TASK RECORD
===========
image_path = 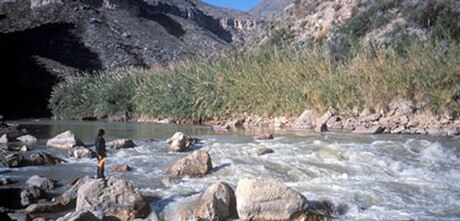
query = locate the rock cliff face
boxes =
[0,0,264,118]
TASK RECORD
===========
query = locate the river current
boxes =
[2,119,460,221]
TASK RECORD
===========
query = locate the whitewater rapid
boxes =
[3,120,460,220]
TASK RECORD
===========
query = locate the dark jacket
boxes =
[95,136,106,158]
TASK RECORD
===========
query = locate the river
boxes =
[2,119,460,220]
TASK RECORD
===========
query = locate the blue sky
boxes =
[202,0,261,11]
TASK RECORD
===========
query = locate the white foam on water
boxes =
[5,128,460,221]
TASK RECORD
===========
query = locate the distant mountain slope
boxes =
[249,0,294,20]
[0,0,265,118]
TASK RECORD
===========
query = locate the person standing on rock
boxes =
[95,129,107,179]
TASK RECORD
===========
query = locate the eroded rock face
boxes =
[76,176,150,220]
[235,178,308,221]
[194,181,237,221]
[166,150,212,177]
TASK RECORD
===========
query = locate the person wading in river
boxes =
[95,129,107,179]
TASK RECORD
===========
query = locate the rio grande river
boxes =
[2,119,460,220]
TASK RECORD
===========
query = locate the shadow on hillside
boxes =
[0,23,103,118]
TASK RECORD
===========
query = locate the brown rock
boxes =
[194,181,237,221]
[166,150,212,178]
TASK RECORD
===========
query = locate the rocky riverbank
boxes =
[135,98,460,137]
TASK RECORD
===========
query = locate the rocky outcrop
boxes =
[165,150,212,177]
[235,178,308,220]
[76,176,150,220]
[46,130,84,149]
[194,181,237,221]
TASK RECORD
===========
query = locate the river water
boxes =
[2,119,460,221]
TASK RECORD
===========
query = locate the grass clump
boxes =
[49,40,460,121]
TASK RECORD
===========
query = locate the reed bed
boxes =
[49,41,460,120]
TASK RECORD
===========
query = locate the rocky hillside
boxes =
[249,0,294,20]
[257,0,460,48]
[0,0,264,118]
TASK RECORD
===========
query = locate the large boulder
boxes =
[60,176,94,206]
[194,181,237,221]
[165,150,212,178]
[25,175,55,190]
[166,132,194,152]
[235,178,308,221]
[107,139,136,149]
[353,125,385,134]
[46,130,84,149]
[76,176,150,220]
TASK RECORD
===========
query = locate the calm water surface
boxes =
[2,119,460,221]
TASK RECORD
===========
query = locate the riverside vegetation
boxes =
[49,39,460,126]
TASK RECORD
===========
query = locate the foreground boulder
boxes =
[46,130,84,149]
[76,176,150,220]
[194,181,237,221]
[235,178,308,221]
[166,132,194,152]
[166,150,212,178]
